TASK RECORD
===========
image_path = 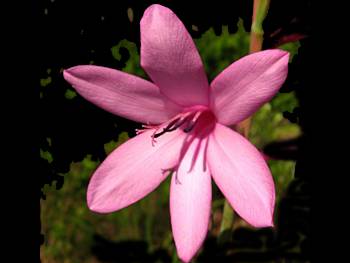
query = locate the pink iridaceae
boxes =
[63,4,289,262]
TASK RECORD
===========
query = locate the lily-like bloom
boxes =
[63,4,289,262]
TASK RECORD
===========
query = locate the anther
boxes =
[166,116,189,132]
[183,123,195,133]
[154,114,192,138]
[153,118,179,138]
[183,111,203,133]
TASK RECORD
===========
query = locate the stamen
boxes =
[165,116,189,132]
[141,107,212,148]
[153,129,167,139]
[183,110,203,133]
[135,124,159,135]
[153,117,181,138]
[153,111,194,138]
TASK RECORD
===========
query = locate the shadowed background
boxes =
[39,0,311,262]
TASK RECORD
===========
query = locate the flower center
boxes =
[135,106,216,183]
[152,105,216,140]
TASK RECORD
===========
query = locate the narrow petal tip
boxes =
[276,48,290,56]
[267,48,289,57]
[62,66,82,83]
[62,68,71,81]
[86,187,109,214]
[253,217,274,228]
[175,244,200,263]
[143,3,167,13]
[274,49,290,63]
[176,244,201,263]
[142,4,173,20]
[263,49,290,66]
[248,206,275,228]
[86,201,101,214]
[178,253,193,263]
[62,66,76,74]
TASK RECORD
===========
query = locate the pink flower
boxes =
[63,4,289,262]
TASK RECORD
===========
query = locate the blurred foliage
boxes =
[111,40,146,78]
[41,17,303,262]
[195,21,249,81]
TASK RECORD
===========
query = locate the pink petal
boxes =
[210,49,289,126]
[87,128,186,213]
[207,124,275,227]
[170,138,211,263]
[63,65,181,124]
[140,4,209,107]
